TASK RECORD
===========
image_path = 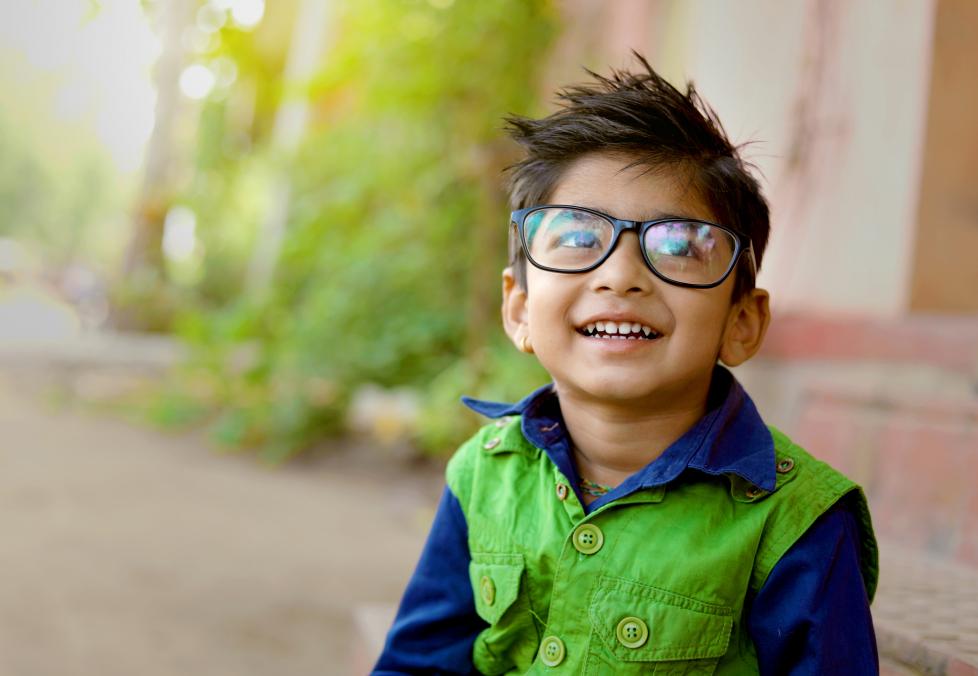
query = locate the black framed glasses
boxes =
[511,205,756,289]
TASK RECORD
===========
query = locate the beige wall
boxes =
[908,0,978,313]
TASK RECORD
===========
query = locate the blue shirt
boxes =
[375,368,878,674]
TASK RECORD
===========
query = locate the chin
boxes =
[562,376,664,405]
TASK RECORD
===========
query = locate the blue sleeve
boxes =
[373,485,487,675]
[747,500,879,675]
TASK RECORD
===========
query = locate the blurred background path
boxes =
[0,361,441,676]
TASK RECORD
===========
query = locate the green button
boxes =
[615,616,649,648]
[480,575,495,606]
[539,635,565,667]
[572,523,604,555]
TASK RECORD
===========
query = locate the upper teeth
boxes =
[585,321,656,337]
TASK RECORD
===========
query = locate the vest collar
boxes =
[462,365,776,494]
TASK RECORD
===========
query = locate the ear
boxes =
[718,288,771,367]
[501,267,532,353]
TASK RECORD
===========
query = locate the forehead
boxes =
[549,152,715,223]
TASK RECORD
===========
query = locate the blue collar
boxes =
[462,366,776,510]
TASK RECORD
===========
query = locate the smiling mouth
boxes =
[577,320,662,340]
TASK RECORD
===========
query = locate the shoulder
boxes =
[724,426,856,519]
[767,426,858,498]
[750,426,878,599]
[446,416,540,505]
[742,426,861,526]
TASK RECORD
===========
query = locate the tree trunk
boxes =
[246,0,332,294]
[122,0,194,282]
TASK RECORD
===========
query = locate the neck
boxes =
[558,386,710,493]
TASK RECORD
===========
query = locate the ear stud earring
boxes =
[519,335,534,354]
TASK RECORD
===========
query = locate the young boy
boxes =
[374,57,878,674]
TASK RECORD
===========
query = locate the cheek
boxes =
[523,276,573,330]
[672,299,731,347]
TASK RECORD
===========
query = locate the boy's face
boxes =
[502,152,770,410]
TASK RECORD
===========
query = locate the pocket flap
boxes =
[469,552,525,625]
[589,576,732,662]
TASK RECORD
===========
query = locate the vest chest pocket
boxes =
[469,552,538,675]
[470,552,525,623]
[586,576,733,675]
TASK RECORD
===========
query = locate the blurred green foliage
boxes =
[170,0,555,461]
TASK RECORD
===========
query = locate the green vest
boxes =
[446,417,878,675]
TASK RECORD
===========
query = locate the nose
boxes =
[588,231,654,295]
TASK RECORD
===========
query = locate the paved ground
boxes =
[0,376,443,676]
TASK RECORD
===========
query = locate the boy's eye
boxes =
[643,221,734,282]
[656,237,694,257]
[555,230,601,249]
[645,223,715,261]
[525,208,611,265]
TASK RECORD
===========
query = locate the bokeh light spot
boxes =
[163,206,198,262]
[179,64,216,100]
[230,0,265,29]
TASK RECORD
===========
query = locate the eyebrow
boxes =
[586,205,696,221]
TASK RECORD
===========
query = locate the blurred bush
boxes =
[163,0,554,461]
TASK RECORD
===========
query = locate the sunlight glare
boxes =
[230,0,265,29]
[180,64,217,100]
[197,3,228,33]
[0,0,160,175]
[163,207,198,263]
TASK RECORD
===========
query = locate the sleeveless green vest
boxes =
[446,417,878,675]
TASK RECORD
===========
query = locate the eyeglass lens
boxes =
[524,207,736,285]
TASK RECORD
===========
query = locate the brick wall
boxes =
[738,313,978,567]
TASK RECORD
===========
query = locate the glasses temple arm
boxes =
[743,244,758,279]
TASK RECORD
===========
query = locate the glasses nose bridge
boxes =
[596,220,653,289]
[612,217,642,234]
[603,217,648,266]
[606,217,643,255]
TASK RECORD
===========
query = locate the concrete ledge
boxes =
[879,629,978,676]
[875,541,978,674]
